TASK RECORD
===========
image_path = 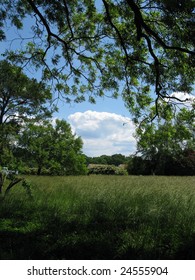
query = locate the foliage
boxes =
[170,149,195,176]
[17,119,87,175]
[0,1,194,120]
[0,60,55,166]
[0,175,194,259]
[127,150,195,176]
[128,103,195,175]
[0,60,54,125]
[127,156,151,175]
[114,166,128,175]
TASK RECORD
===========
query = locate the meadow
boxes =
[0,175,194,260]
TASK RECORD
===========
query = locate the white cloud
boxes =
[68,110,136,156]
[169,91,195,104]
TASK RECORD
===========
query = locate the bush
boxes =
[18,166,36,175]
[115,167,128,175]
[87,164,127,175]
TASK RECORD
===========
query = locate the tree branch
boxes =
[102,0,129,60]
[125,0,195,55]
[62,0,74,39]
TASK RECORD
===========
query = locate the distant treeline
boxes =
[85,154,130,166]
[85,150,195,176]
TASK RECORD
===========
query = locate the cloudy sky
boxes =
[68,110,136,156]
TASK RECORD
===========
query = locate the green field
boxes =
[0,175,195,260]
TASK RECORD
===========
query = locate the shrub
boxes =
[87,164,127,175]
[115,167,128,175]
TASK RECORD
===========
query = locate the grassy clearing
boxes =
[0,175,195,259]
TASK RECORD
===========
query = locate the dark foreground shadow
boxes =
[1,218,195,260]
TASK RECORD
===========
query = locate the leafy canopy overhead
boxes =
[1,0,195,120]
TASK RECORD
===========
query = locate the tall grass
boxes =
[0,175,194,259]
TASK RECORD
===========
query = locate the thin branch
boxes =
[141,33,162,95]
[102,0,129,60]
[27,0,71,61]
[62,0,74,39]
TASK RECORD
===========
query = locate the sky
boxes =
[1,8,194,157]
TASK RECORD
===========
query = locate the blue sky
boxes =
[53,94,130,119]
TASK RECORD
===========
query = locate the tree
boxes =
[1,1,194,120]
[135,102,195,174]
[18,119,87,175]
[0,60,54,166]
[17,121,52,175]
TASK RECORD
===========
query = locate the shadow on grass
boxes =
[0,215,195,260]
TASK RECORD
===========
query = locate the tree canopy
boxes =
[1,0,194,120]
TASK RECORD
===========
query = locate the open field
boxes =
[0,175,195,259]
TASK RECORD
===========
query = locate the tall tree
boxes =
[0,60,54,166]
[0,0,194,120]
[18,119,87,175]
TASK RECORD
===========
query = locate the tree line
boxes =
[85,154,130,166]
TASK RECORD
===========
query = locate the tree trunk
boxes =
[37,166,42,175]
[0,172,3,194]
[4,178,23,197]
